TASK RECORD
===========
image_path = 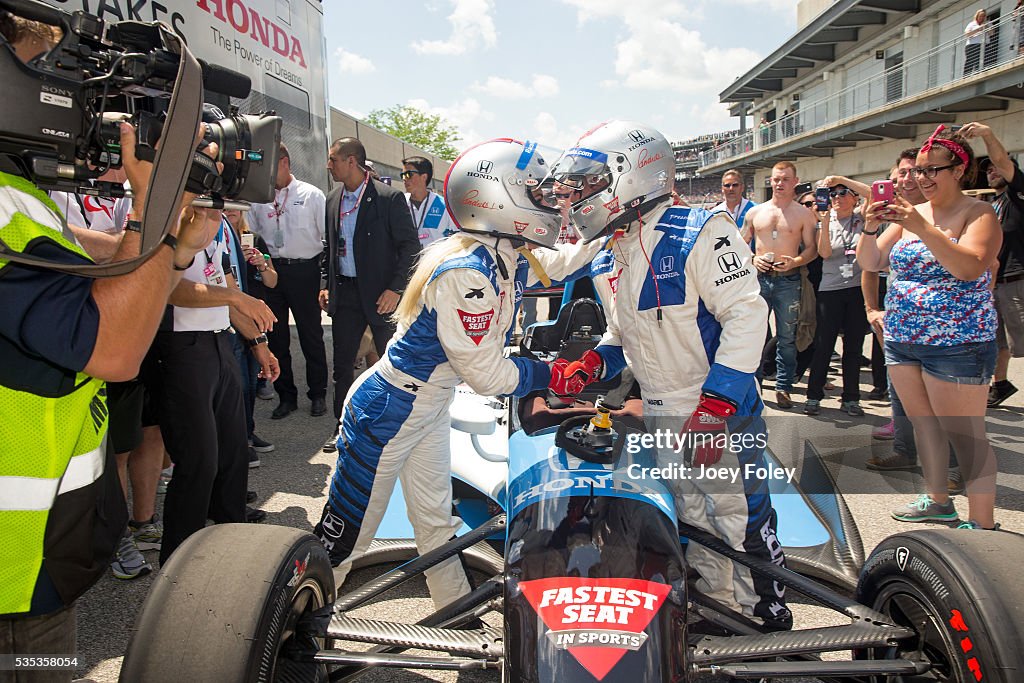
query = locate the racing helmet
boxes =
[547,120,674,243]
[444,138,564,249]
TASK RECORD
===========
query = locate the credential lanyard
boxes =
[410,192,433,231]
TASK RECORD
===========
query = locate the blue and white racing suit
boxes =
[315,234,600,608]
[592,201,792,628]
[406,191,457,247]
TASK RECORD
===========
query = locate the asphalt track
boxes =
[74,316,1024,682]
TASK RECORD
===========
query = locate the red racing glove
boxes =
[680,393,737,466]
[548,350,603,397]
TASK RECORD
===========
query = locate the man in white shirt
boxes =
[711,169,757,232]
[247,142,329,419]
[152,219,280,564]
[402,155,455,248]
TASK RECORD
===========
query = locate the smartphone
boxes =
[240,233,255,250]
[814,187,831,211]
[949,124,964,134]
[871,180,895,205]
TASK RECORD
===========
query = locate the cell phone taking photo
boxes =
[871,180,894,205]
[814,187,831,212]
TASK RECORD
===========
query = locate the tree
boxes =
[364,105,462,161]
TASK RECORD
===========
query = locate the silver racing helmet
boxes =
[545,120,674,243]
[444,138,565,248]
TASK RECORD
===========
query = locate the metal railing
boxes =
[700,9,1024,168]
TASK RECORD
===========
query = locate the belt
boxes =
[997,272,1024,284]
[336,275,358,285]
[275,256,318,265]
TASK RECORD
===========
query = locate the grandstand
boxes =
[672,129,750,205]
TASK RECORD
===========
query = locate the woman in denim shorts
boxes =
[856,125,1001,530]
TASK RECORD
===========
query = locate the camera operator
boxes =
[0,8,222,672]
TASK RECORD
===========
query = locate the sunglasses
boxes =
[829,188,857,198]
[800,200,816,208]
[910,164,959,179]
[722,182,741,189]
[399,170,423,180]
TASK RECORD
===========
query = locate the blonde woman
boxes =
[314,139,602,608]
[964,8,990,75]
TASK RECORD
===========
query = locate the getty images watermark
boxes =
[623,429,796,484]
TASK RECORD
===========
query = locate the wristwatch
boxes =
[247,334,269,348]
[162,233,195,271]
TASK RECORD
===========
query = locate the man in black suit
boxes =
[320,138,421,449]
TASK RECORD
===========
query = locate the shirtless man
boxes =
[742,161,817,408]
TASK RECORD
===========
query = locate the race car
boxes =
[119,292,1024,682]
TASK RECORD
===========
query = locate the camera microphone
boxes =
[199,61,251,99]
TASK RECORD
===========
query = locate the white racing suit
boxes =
[593,202,792,629]
[315,234,600,608]
[406,190,458,247]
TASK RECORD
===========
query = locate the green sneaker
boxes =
[957,520,1000,530]
[891,494,957,523]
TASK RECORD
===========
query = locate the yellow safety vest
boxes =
[0,173,111,615]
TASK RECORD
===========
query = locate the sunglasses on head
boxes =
[399,170,422,180]
[829,188,856,198]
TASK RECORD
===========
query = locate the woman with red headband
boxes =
[857,125,1002,530]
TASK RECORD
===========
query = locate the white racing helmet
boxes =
[444,138,565,249]
[545,121,674,243]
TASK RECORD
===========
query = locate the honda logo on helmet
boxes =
[626,128,655,151]
[467,159,500,182]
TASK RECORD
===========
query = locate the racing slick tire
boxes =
[120,523,335,683]
[855,529,1024,682]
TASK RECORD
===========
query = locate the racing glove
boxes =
[681,392,737,466]
[548,350,603,397]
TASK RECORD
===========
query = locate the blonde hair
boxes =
[394,234,479,328]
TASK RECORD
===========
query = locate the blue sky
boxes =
[324,0,797,150]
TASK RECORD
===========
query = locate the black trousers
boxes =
[964,43,982,75]
[152,331,248,564]
[807,286,868,402]
[870,275,888,391]
[330,279,395,420]
[264,259,328,403]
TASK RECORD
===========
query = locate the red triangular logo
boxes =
[519,577,670,680]
[457,308,494,345]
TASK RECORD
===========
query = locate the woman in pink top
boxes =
[857,126,1002,530]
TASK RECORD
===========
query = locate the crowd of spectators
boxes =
[720,121,1018,531]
